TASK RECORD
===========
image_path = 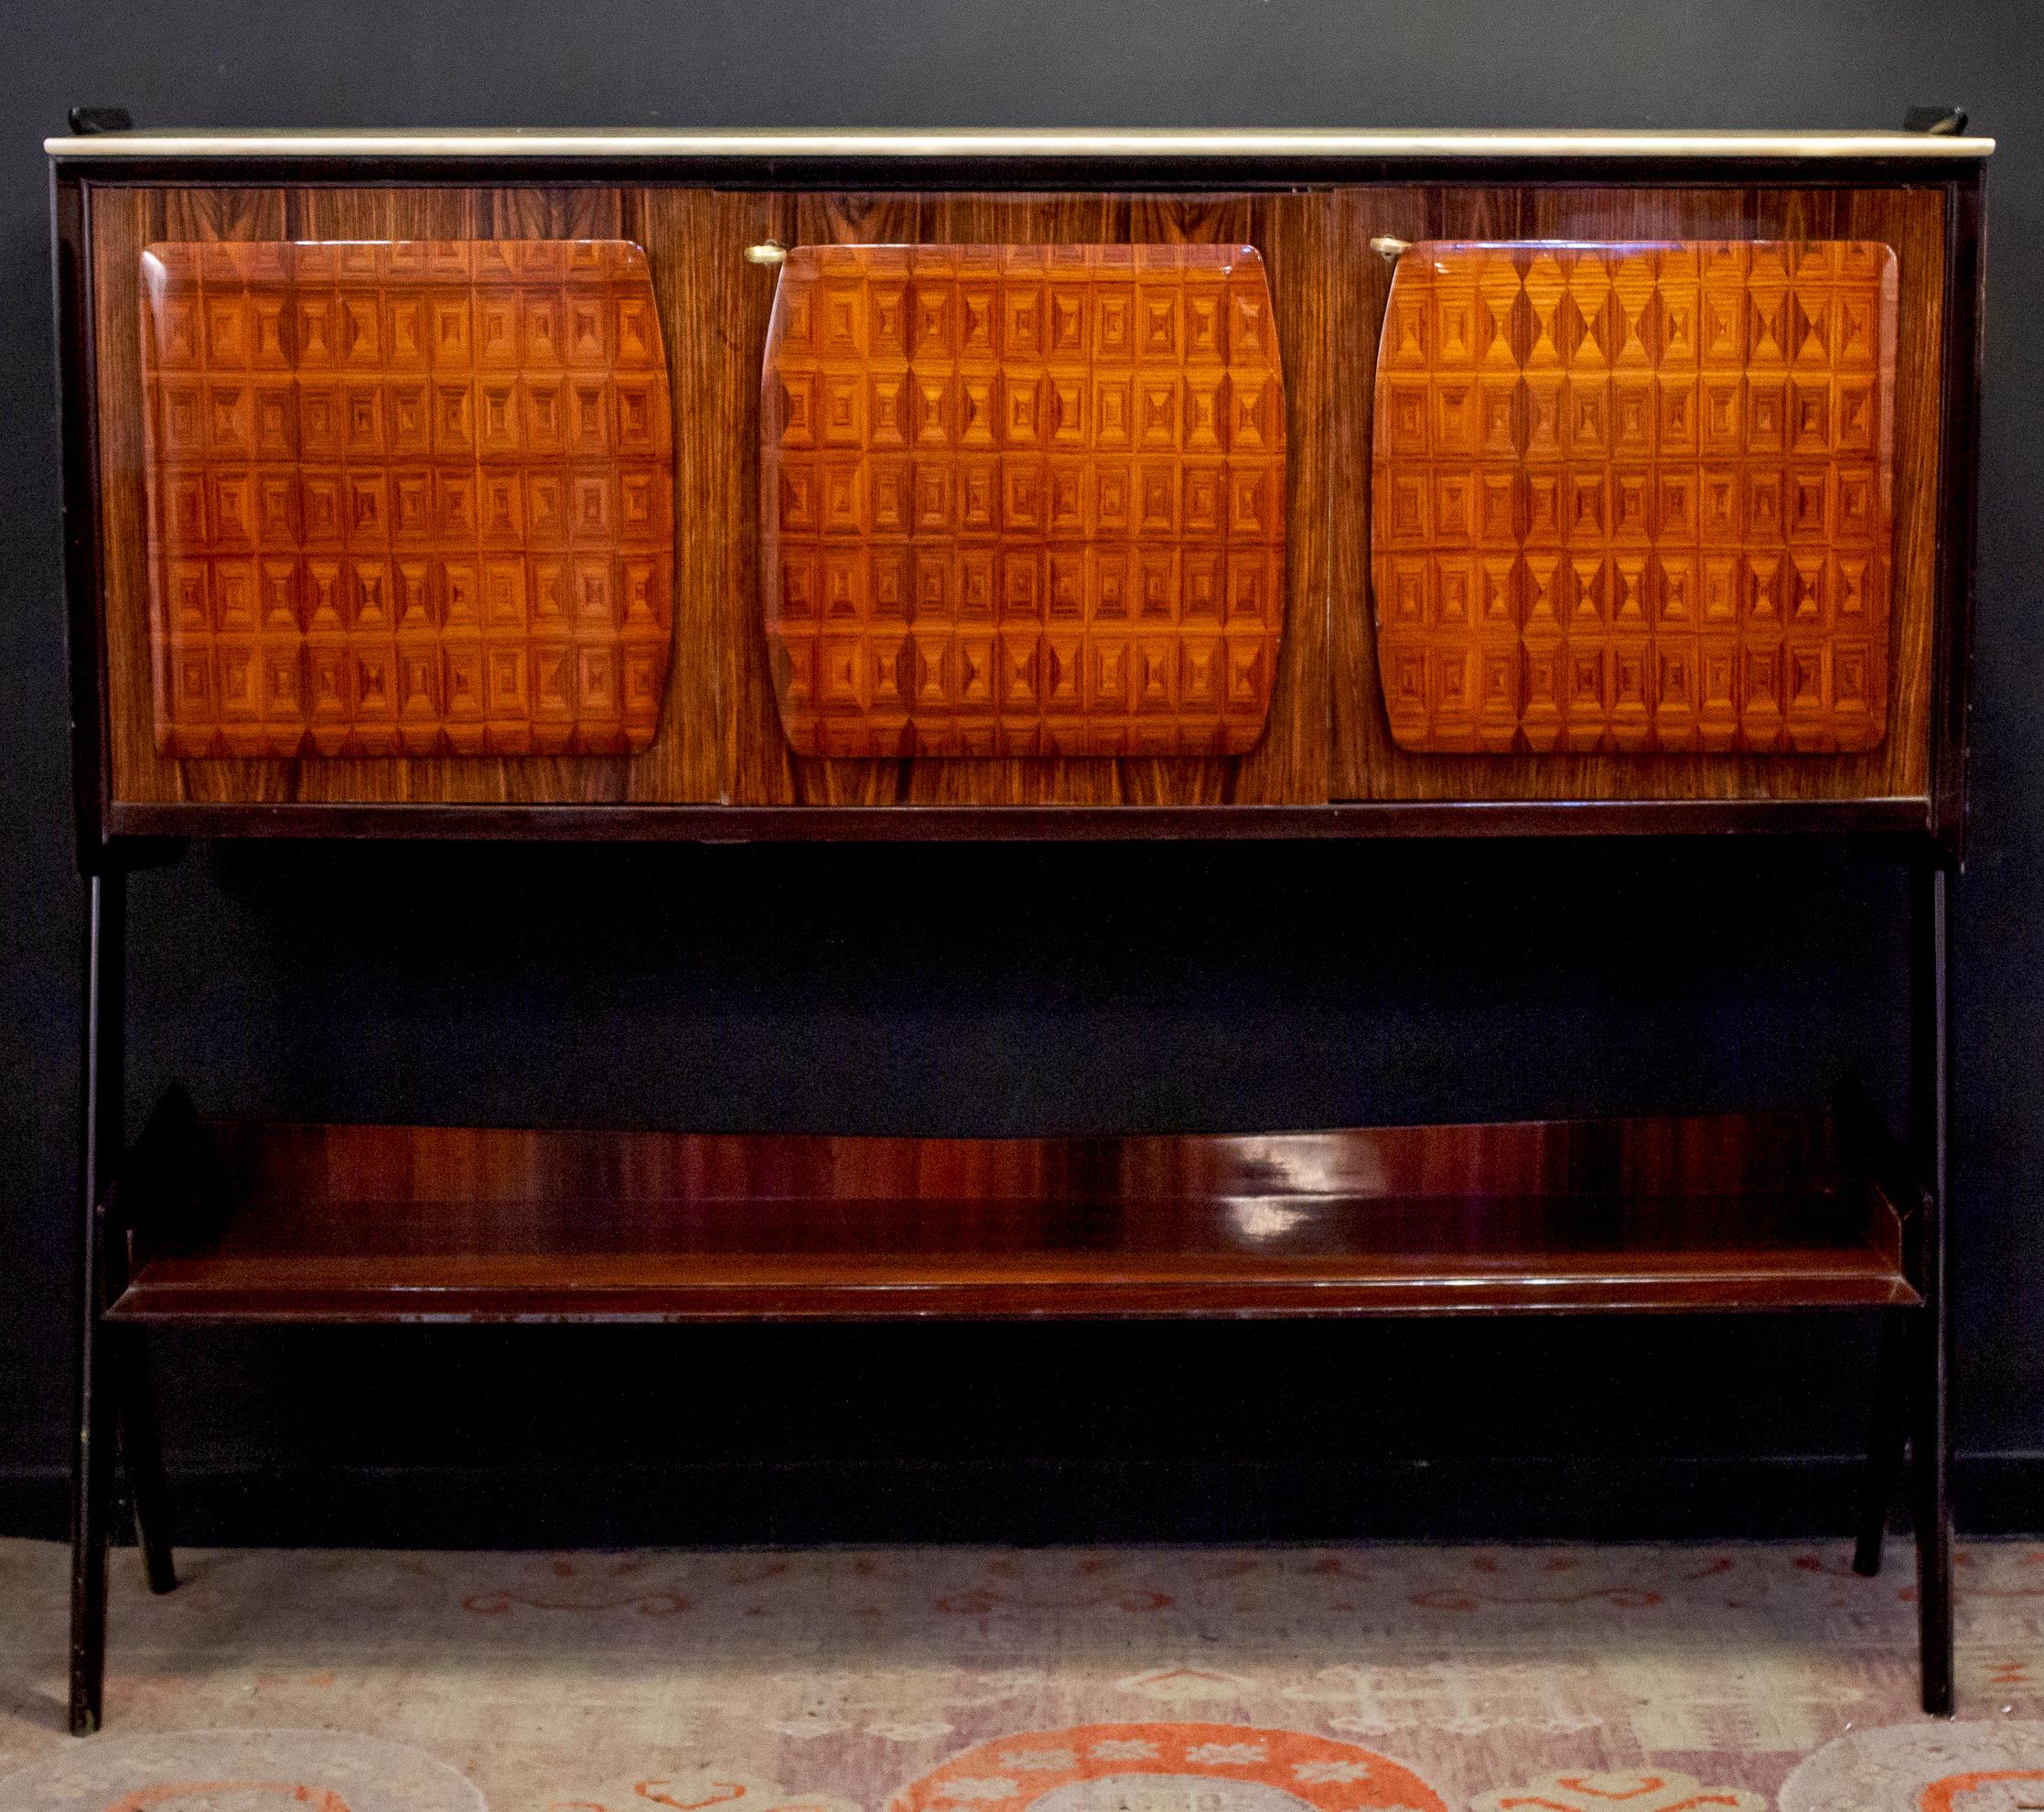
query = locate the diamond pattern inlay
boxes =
[140,239,675,759]
[760,243,1287,759]
[1372,240,1897,754]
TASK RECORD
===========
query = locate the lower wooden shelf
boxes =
[104,1098,1920,1323]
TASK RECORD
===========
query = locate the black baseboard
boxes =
[3,1452,2039,1548]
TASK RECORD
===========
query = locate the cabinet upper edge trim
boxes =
[44,127,1998,163]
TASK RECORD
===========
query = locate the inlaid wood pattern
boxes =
[1372,240,1898,754]
[139,238,675,758]
[759,243,1287,758]
[83,182,1955,823]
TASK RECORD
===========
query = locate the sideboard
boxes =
[45,123,1990,1730]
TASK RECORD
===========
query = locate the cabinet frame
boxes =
[54,141,1987,848]
[45,127,1986,1733]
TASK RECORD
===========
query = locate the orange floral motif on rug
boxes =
[893,1722,1446,1809]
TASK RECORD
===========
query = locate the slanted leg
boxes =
[1911,860,1953,1718]
[1914,1304,1953,1715]
[1854,1308,1912,1577]
[68,1324,116,1735]
[68,1310,117,1733]
[68,868,124,1735]
[115,1329,176,1595]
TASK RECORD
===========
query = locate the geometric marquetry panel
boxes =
[759,243,1286,758]
[139,240,673,757]
[1372,241,1897,753]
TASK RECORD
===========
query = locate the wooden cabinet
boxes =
[48,127,1989,1734]
[57,135,1986,841]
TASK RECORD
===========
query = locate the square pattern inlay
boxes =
[760,243,1287,759]
[139,239,675,758]
[1372,241,1897,754]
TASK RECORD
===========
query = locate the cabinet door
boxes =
[91,183,725,812]
[1329,183,1949,806]
[726,190,1330,808]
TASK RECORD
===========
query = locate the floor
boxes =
[4,1537,2044,1810]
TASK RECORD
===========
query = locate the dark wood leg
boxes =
[1854,1307,1912,1577]
[68,868,124,1736]
[115,1329,177,1595]
[1911,859,1954,1718]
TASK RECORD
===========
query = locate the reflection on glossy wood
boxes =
[737,192,1328,804]
[139,236,674,759]
[1372,240,1898,754]
[1330,188,1946,805]
[109,1109,1915,1321]
[759,243,1287,758]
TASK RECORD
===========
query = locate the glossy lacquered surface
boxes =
[760,243,1286,757]
[1329,187,1955,821]
[139,237,675,759]
[1372,241,1898,754]
[107,1109,1916,1322]
[66,172,1978,840]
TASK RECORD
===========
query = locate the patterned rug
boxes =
[4,1537,2044,1810]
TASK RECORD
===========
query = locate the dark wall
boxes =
[3,2,2039,1545]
